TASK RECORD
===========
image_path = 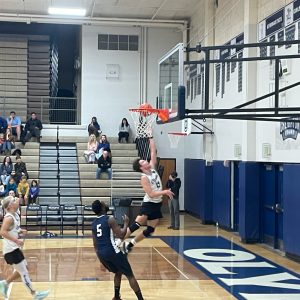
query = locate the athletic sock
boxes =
[115,239,121,247]
[114,286,120,299]
[135,290,144,300]
[128,239,136,248]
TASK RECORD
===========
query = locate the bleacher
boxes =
[0,135,144,233]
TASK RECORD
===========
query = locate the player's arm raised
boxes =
[149,138,157,169]
[141,176,174,199]
[108,215,129,240]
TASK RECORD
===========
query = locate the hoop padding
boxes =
[168,133,187,148]
[130,108,169,138]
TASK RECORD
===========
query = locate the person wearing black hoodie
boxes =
[166,171,181,230]
[88,117,101,138]
[22,112,43,145]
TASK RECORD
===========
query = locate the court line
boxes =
[49,253,52,292]
[150,244,209,297]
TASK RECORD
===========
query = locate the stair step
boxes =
[39,179,58,187]
[39,171,58,179]
[40,156,77,163]
[60,179,80,187]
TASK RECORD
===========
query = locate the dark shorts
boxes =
[11,128,17,136]
[4,248,25,265]
[98,252,133,277]
[139,201,163,220]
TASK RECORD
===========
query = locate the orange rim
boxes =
[129,108,169,122]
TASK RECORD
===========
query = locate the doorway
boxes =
[158,158,176,211]
[261,164,284,250]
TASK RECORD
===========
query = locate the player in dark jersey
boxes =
[92,200,145,300]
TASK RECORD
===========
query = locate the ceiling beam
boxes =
[151,0,168,20]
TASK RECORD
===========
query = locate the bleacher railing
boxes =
[0,96,79,125]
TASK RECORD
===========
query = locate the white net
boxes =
[130,110,158,138]
[168,133,185,148]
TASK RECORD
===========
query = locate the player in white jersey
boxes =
[117,131,174,253]
[0,196,50,300]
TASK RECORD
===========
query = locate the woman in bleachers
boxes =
[83,134,98,163]
[118,118,130,143]
[11,156,28,185]
[3,128,15,156]
[88,117,101,138]
[0,156,13,186]
[96,134,111,160]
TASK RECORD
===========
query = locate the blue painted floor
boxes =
[161,235,300,300]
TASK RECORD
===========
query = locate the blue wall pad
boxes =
[184,159,201,217]
[213,161,231,228]
[239,162,260,243]
[199,160,213,224]
[283,164,300,259]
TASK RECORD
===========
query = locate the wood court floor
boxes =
[1,213,300,300]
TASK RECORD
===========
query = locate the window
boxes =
[98,34,139,51]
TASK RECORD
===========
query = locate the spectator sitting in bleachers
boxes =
[96,134,111,160]
[3,128,15,156]
[84,134,98,163]
[22,112,43,145]
[6,111,21,141]
[0,117,7,134]
[0,156,13,186]
[11,156,28,185]
[0,178,5,197]
[29,180,39,205]
[118,118,130,143]
[18,175,29,205]
[0,133,5,155]
[88,117,101,138]
[6,177,17,195]
[96,150,112,180]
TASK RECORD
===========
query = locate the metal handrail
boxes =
[0,96,78,125]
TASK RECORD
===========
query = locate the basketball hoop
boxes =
[168,133,187,148]
[129,107,169,138]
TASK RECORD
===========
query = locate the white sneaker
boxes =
[122,242,132,254]
[0,280,8,298]
[33,290,50,299]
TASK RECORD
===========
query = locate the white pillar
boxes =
[242,0,258,161]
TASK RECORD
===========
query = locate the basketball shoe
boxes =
[122,241,133,254]
[0,280,8,298]
[33,290,50,299]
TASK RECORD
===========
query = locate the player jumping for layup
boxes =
[0,196,50,300]
[92,200,145,300]
[117,130,174,254]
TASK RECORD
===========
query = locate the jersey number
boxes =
[97,224,102,237]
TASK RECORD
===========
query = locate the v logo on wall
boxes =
[275,118,300,150]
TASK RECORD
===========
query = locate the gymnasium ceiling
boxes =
[0,0,203,20]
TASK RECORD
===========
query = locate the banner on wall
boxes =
[275,118,300,150]
[215,33,244,61]
[258,0,300,41]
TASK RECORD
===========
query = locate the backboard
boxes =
[157,43,185,124]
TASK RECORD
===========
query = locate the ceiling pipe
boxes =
[0,12,188,26]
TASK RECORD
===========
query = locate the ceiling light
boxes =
[48,7,86,16]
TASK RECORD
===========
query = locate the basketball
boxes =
[139,103,152,116]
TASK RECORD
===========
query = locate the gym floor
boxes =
[1,214,299,300]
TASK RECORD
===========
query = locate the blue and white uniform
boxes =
[92,214,133,276]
